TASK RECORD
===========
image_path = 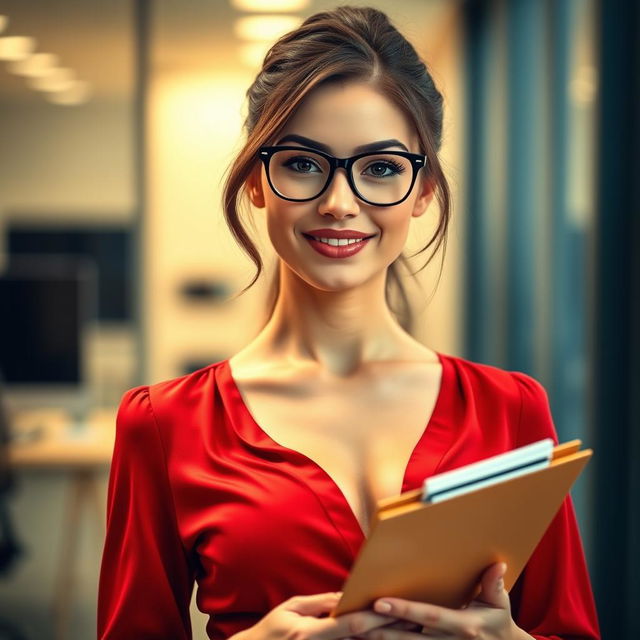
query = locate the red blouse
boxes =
[97,352,600,639]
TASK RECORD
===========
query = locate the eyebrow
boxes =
[275,134,410,154]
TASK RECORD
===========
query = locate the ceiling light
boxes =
[234,15,301,41]
[46,80,92,106]
[28,67,76,92]
[231,0,310,10]
[0,15,8,34]
[7,52,59,77]
[0,36,36,61]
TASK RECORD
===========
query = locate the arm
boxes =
[97,386,196,639]
[508,372,600,640]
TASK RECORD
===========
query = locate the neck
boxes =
[253,261,415,377]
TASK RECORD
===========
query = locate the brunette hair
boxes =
[222,5,451,334]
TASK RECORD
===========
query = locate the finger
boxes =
[382,619,425,632]
[357,618,424,634]
[310,609,400,640]
[418,624,461,639]
[285,591,344,617]
[474,561,510,609]
[373,598,477,635]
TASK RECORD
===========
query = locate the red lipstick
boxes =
[302,229,376,259]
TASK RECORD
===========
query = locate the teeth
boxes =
[313,237,365,246]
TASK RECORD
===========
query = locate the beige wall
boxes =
[146,70,271,383]
[408,7,465,358]
[0,100,135,220]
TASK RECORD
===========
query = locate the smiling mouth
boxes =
[302,233,377,246]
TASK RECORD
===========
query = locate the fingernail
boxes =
[375,600,392,613]
[496,578,504,592]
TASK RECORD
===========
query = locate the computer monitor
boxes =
[0,254,98,414]
[7,224,132,322]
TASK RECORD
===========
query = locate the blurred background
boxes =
[0,0,637,639]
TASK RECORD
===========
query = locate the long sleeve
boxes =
[508,373,600,640]
[97,386,196,639]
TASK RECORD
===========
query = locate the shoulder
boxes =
[146,360,223,406]
[116,360,228,437]
[443,352,529,398]
[444,352,547,397]
[442,353,556,444]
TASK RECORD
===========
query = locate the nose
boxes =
[317,168,359,218]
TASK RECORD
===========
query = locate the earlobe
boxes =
[411,176,436,218]
[250,186,265,209]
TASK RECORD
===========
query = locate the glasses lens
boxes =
[268,149,331,200]
[267,149,416,204]
[352,153,414,205]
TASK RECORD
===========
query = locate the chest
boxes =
[231,365,443,536]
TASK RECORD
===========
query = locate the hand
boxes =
[352,562,530,639]
[234,590,401,640]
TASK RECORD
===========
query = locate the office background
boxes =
[0,0,637,639]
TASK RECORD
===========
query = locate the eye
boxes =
[282,155,323,174]
[363,159,406,178]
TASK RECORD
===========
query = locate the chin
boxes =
[293,263,383,294]
[275,240,390,292]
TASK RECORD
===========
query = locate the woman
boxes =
[97,6,600,639]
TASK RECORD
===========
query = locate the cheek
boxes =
[379,207,413,249]
[264,203,303,258]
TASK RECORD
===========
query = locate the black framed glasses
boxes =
[257,145,428,207]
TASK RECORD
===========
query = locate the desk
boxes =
[8,408,116,640]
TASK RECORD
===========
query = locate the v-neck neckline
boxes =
[217,352,452,552]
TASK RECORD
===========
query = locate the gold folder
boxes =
[331,440,592,616]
